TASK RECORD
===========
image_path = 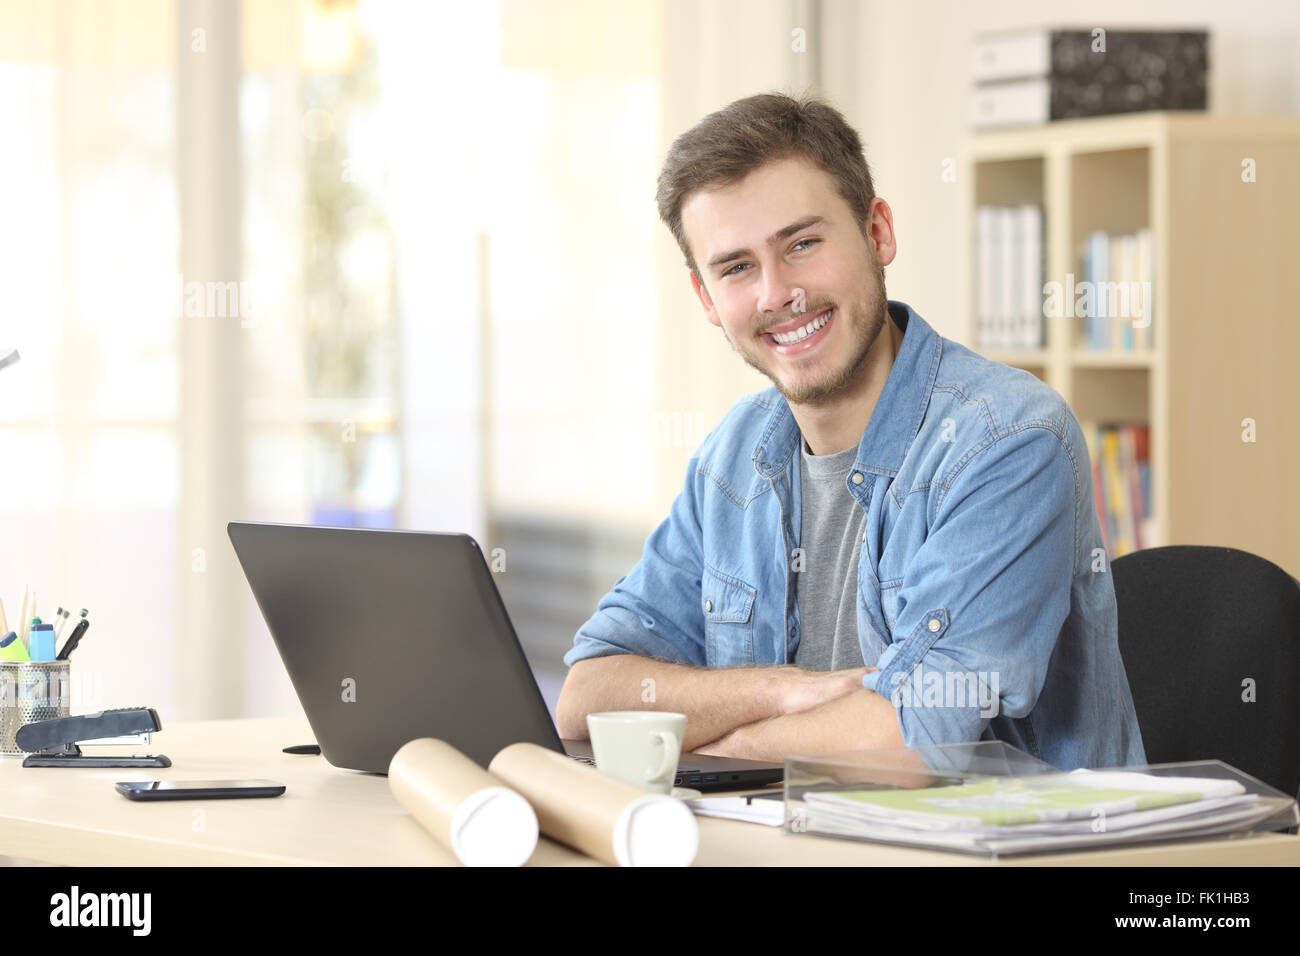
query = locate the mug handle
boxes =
[644,730,679,787]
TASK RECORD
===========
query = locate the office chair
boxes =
[1111,545,1300,814]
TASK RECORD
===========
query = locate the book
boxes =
[1077,229,1155,352]
[1083,423,1111,555]
[1018,204,1043,347]
[1101,427,1129,555]
[976,204,1043,350]
[1080,422,1152,558]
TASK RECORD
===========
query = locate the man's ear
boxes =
[689,269,722,328]
[864,197,898,269]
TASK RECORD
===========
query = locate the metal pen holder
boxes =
[1,661,71,755]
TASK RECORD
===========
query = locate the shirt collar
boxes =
[751,300,941,480]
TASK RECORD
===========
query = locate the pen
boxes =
[52,607,69,640]
[56,611,89,660]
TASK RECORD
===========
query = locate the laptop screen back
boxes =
[228,521,565,772]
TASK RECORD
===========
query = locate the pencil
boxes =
[18,586,31,647]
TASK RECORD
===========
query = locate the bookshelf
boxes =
[965,112,1300,576]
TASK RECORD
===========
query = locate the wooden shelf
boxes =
[1071,350,1156,369]
[965,112,1300,575]
[981,348,1049,367]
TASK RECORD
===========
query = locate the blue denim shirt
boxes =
[565,301,1146,770]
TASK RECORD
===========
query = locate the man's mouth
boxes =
[763,307,834,351]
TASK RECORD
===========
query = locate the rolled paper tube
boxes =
[488,742,698,867]
[389,738,538,867]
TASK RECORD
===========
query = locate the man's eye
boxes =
[722,239,818,278]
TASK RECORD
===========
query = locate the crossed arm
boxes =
[691,685,905,761]
[555,654,904,761]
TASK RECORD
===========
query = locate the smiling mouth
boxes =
[763,308,833,350]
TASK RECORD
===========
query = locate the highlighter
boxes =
[0,631,30,662]
[28,623,56,662]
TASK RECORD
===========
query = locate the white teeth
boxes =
[771,309,831,345]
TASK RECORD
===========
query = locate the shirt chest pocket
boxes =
[702,565,756,667]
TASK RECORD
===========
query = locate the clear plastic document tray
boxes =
[782,741,1300,858]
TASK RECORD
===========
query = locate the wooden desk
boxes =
[2,718,1296,866]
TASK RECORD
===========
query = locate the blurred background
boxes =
[1,0,1297,725]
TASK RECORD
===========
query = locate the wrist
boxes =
[764,666,790,719]
[721,720,748,752]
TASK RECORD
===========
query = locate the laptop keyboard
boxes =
[567,752,699,775]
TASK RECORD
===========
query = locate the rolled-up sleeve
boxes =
[563,458,708,668]
[863,424,1076,749]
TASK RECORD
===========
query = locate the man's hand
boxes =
[557,655,877,754]
[691,665,883,764]
[772,664,877,716]
[557,655,792,751]
[693,686,905,762]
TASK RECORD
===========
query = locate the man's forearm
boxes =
[556,655,783,752]
[695,689,906,762]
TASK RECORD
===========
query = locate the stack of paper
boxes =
[688,794,785,827]
[797,769,1285,855]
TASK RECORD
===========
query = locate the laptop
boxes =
[227,521,784,792]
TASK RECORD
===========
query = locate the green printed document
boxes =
[805,777,1208,830]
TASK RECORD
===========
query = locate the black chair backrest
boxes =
[1112,545,1300,801]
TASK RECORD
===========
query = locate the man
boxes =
[554,92,1146,770]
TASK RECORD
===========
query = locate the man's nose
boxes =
[755,259,799,316]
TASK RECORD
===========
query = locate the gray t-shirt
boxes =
[793,437,868,671]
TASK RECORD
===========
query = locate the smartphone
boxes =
[115,779,286,801]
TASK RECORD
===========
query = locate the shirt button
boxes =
[704,600,713,612]
[927,617,941,632]
[851,472,864,485]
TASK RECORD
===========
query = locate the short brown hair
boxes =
[655,91,877,282]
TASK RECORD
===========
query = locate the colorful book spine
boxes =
[1082,424,1110,555]
[1081,422,1152,558]
[1078,229,1155,352]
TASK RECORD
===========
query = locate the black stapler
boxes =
[16,707,171,768]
